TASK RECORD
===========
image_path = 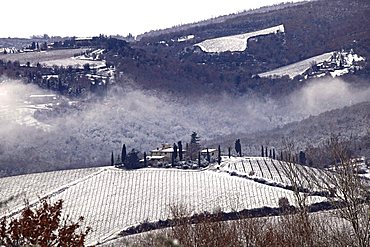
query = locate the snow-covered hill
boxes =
[0,160,325,246]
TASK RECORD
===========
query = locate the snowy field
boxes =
[0,49,86,65]
[0,165,325,245]
[220,156,331,191]
[0,48,105,68]
[195,24,284,53]
[258,52,334,79]
[0,167,102,216]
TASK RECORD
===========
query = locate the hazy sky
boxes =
[2,0,303,38]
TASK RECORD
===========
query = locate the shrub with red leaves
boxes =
[0,199,90,247]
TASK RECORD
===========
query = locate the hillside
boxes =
[0,159,327,246]
[210,101,370,166]
[104,0,370,96]
[0,0,369,99]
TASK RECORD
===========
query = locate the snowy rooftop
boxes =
[151,147,186,153]
[147,155,166,160]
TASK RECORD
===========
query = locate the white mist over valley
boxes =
[0,77,369,175]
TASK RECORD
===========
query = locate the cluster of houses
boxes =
[142,143,217,167]
[307,49,365,79]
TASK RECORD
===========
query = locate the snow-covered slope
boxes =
[195,24,284,53]
[0,164,324,245]
[220,156,330,191]
[258,52,334,79]
[258,50,365,79]
[0,49,105,68]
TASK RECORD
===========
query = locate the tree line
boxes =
[110,132,313,170]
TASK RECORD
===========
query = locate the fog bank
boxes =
[0,77,369,176]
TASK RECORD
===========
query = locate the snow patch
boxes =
[195,24,284,53]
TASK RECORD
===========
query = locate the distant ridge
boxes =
[136,1,307,40]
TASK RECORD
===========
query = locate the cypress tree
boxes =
[186,143,189,160]
[126,149,140,169]
[218,145,221,165]
[189,132,201,161]
[273,149,276,160]
[280,150,283,161]
[144,152,147,167]
[269,149,272,158]
[261,145,264,157]
[173,143,178,160]
[116,154,121,165]
[228,147,231,158]
[178,141,183,161]
[172,151,175,167]
[235,139,242,157]
[198,151,201,167]
[299,151,306,165]
[111,151,114,166]
[206,148,210,162]
[121,144,126,164]
[265,147,268,158]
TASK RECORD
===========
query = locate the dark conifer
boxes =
[299,151,306,165]
[228,147,231,158]
[173,143,178,160]
[235,139,242,157]
[121,144,126,164]
[186,143,189,159]
[206,148,210,162]
[144,152,147,167]
[126,149,140,169]
[198,151,201,167]
[218,145,222,165]
[111,151,114,166]
[178,141,183,161]
[189,132,201,160]
[172,152,175,167]
[261,145,264,157]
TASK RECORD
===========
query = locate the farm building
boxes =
[150,143,186,161]
[139,155,167,166]
[201,148,217,159]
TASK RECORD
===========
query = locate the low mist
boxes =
[289,78,370,116]
[0,77,369,176]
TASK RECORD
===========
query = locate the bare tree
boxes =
[320,135,370,247]
[282,134,370,247]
